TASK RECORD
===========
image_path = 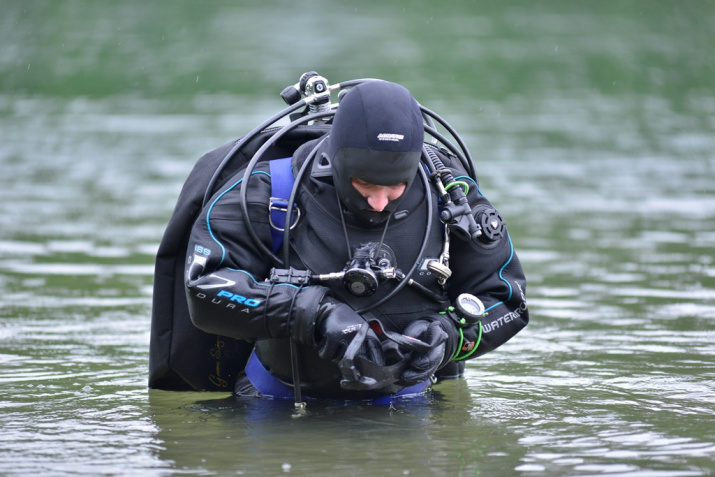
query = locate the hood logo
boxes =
[377,133,404,142]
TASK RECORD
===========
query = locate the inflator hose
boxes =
[202,100,310,207]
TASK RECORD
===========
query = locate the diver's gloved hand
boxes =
[314,301,377,362]
[319,301,404,391]
[397,319,450,386]
[291,296,373,361]
[291,297,393,390]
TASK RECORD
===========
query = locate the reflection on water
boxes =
[147,382,527,475]
[1,1,714,475]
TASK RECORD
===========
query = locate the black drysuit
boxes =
[178,137,529,400]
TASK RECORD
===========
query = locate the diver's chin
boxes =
[356,209,391,225]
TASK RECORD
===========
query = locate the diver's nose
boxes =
[366,189,390,211]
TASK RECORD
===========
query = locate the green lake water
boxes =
[1,1,714,475]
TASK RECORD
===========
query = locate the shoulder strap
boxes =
[268,157,296,254]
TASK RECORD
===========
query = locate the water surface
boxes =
[1,1,714,475]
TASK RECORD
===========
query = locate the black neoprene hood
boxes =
[327,80,424,223]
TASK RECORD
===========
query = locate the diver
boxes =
[149,74,529,404]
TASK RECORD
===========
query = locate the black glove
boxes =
[292,297,397,390]
[315,302,378,363]
[397,319,450,386]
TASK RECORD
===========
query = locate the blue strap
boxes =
[244,350,430,403]
[268,157,296,254]
[245,350,299,401]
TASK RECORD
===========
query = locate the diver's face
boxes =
[350,178,407,212]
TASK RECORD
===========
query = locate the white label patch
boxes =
[377,133,404,142]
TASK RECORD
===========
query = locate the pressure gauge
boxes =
[454,293,485,325]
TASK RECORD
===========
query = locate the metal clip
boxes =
[427,227,452,286]
[268,197,301,231]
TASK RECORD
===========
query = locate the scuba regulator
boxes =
[312,242,398,298]
[280,71,331,120]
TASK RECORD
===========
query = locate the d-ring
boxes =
[268,198,301,231]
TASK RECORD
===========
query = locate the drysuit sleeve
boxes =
[184,166,330,341]
[435,169,530,362]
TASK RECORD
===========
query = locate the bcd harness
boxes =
[268,157,299,254]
